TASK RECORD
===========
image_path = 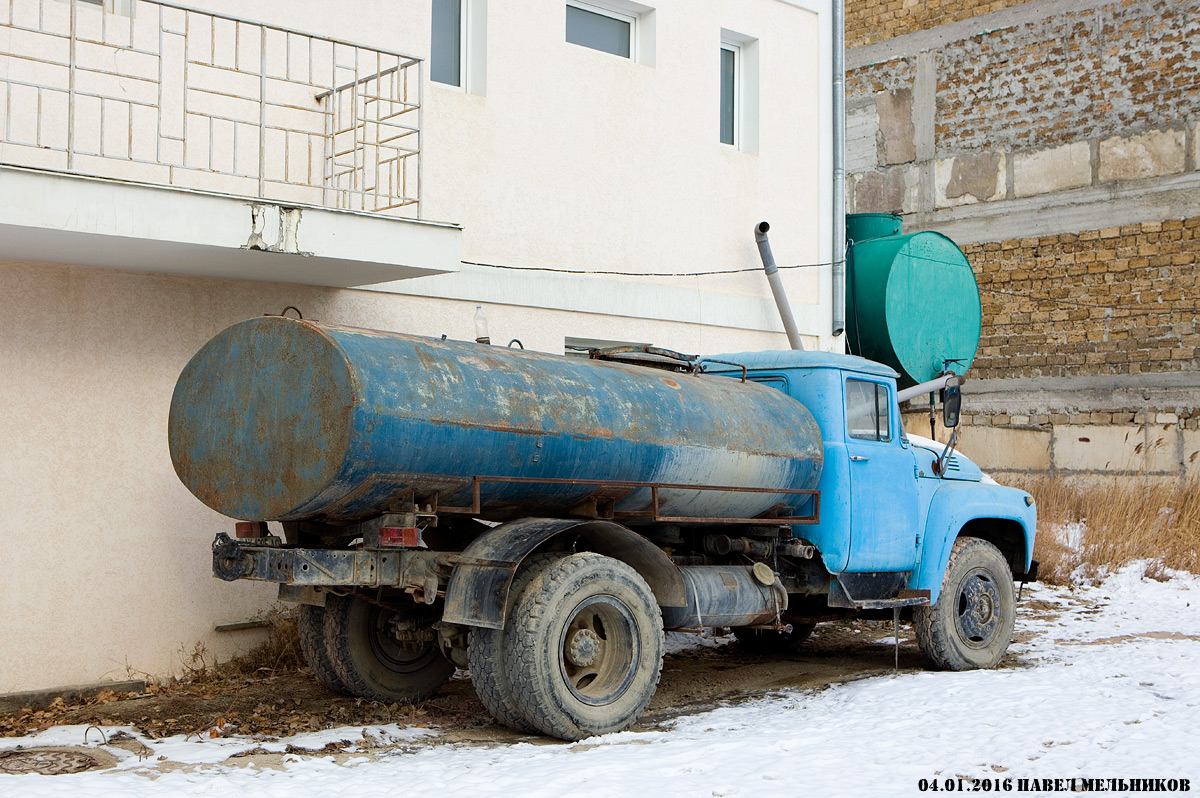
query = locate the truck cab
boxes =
[712,348,1037,651]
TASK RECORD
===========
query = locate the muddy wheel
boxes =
[297,604,351,694]
[467,554,561,732]
[323,594,455,703]
[504,553,663,741]
[733,622,816,654]
[915,537,1015,670]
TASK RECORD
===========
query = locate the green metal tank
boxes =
[845,213,981,387]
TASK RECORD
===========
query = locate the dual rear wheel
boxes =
[294,552,665,741]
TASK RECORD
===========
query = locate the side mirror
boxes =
[942,376,962,428]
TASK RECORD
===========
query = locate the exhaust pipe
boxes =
[755,222,805,351]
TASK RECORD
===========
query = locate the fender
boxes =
[442,517,687,629]
[912,482,1036,602]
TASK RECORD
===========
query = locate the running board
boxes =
[828,571,930,609]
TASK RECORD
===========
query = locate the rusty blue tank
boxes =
[168,317,823,523]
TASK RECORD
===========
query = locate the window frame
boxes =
[845,378,893,443]
[431,0,467,88]
[566,1,638,60]
[719,40,741,147]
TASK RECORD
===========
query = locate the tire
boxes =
[323,593,455,703]
[467,553,561,732]
[734,622,816,654]
[915,537,1016,671]
[503,553,664,741]
[297,604,351,695]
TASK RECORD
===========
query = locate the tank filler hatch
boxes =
[589,346,747,382]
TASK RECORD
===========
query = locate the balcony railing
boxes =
[0,0,421,215]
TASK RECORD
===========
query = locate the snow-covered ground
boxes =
[3,564,1197,797]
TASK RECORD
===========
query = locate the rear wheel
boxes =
[503,553,663,741]
[323,594,455,703]
[734,622,816,654]
[468,553,560,732]
[915,537,1016,670]
[297,604,351,694]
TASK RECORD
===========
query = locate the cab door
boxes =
[843,377,920,572]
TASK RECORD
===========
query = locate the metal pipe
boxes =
[896,373,957,404]
[755,222,805,350]
[831,0,847,338]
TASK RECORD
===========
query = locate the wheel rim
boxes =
[954,567,1002,648]
[367,605,441,675]
[557,595,640,706]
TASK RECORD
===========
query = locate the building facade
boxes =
[1,0,838,695]
[845,0,1200,484]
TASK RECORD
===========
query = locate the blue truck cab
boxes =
[712,349,1037,670]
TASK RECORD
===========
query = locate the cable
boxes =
[461,259,832,278]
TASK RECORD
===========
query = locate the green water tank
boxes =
[845,213,981,388]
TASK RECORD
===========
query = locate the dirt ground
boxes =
[0,617,1040,750]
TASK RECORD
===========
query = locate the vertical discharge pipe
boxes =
[755,221,805,351]
[831,0,847,338]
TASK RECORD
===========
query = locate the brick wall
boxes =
[846,0,1035,49]
[966,218,1200,380]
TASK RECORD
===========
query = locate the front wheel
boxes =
[323,594,455,703]
[503,553,664,740]
[915,537,1016,670]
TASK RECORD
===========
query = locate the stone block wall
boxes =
[848,0,1200,481]
[965,218,1200,380]
[847,0,1200,222]
[846,0,1035,49]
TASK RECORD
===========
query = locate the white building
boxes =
[0,0,838,696]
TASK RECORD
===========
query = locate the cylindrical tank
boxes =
[168,317,824,523]
[845,212,902,243]
[845,215,981,387]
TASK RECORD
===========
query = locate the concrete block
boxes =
[1099,129,1186,182]
[852,167,913,214]
[876,88,915,165]
[1053,425,1145,472]
[1184,430,1200,479]
[958,425,1052,472]
[1013,142,1092,198]
[935,152,1005,208]
[847,103,879,173]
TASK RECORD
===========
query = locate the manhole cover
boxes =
[0,749,100,775]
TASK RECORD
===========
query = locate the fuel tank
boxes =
[168,317,823,523]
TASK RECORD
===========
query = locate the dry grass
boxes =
[177,607,306,685]
[1010,476,1200,584]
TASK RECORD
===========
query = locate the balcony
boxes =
[0,0,459,286]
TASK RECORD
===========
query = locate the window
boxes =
[846,379,891,442]
[431,0,464,86]
[720,43,738,146]
[719,29,759,152]
[431,0,487,92]
[566,2,633,58]
[565,2,654,64]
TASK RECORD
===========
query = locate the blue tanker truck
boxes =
[169,314,1037,741]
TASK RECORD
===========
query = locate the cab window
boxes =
[846,379,891,442]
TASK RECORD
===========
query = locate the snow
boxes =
[3,564,1197,797]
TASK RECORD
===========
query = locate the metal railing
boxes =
[0,0,421,215]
